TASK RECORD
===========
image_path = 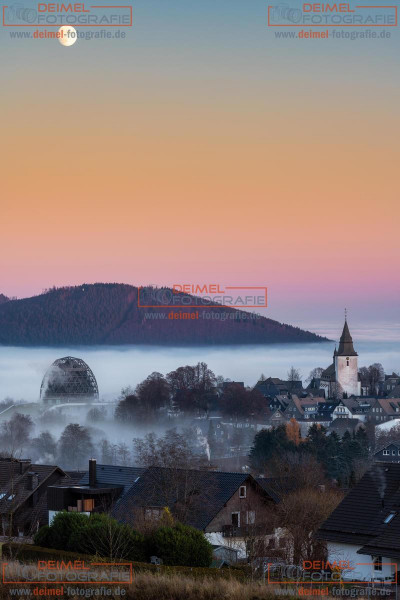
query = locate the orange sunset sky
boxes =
[1,0,399,329]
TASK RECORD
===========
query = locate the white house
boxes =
[317,463,400,582]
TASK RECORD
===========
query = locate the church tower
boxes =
[334,316,360,397]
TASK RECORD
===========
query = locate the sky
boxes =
[1,0,399,332]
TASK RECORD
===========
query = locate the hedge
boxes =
[2,543,251,581]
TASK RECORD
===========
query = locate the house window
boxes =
[246,511,256,525]
[239,486,247,499]
[383,450,389,456]
[393,450,396,456]
[231,512,240,528]
[374,557,382,572]
[7,494,15,501]
[0,493,6,500]
[145,508,161,521]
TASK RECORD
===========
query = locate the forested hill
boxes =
[0,294,10,305]
[0,284,328,346]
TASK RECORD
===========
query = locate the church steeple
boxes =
[336,315,357,357]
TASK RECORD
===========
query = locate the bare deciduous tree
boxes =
[276,487,342,564]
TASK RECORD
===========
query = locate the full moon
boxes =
[58,25,77,47]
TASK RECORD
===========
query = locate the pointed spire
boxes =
[337,315,357,356]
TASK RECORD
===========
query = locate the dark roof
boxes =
[56,472,86,487]
[112,467,274,531]
[321,363,335,379]
[317,401,338,412]
[374,442,400,454]
[335,320,357,356]
[0,462,67,513]
[256,477,295,501]
[358,513,400,559]
[79,464,145,496]
[317,463,400,547]
[340,398,359,410]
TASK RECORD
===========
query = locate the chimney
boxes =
[27,472,39,490]
[19,459,31,474]
[89,459,96,487]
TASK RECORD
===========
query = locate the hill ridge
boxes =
[0,283,329,347]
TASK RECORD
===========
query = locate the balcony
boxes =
[222,524,267,538]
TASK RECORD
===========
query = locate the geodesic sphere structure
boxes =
[40,356,99,404]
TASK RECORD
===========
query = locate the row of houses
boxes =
[0,456,284,561]
[199,393,400,457]
[3,455,400,579]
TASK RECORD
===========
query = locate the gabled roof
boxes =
[374,441,400,454]
[373,398,400,415]
[385,373,400,382]
[340,397,359,410]
[317,463,400,547]
[0,463,67,514]
[255,477,294,501]
[112,467,275,531]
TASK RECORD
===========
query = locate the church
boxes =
[320,317,361,399]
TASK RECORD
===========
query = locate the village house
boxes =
[366,398,400,425]
[0,457,70,537]
[383,374,400,397]
[47,460,145,523]
[374,442,400,464]
[254,378,302,400]
[111,466,280,558]
[317,463,400,582]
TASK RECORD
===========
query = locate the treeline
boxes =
[0,283,326,345]
[250,422,370,487]
[114,363,266,421]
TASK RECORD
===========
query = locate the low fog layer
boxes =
[1,341,400,402]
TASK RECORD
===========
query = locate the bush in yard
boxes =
[147,522,213,567]
[34,512,212,566]
[34,511,88,552]
[70,512,146,561]
[34,511,145,561]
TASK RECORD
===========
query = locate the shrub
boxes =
[33,513,213,567]
[147,522,213,567]
[34,511,145,561]
[70,512,146,561]
[33,511,88,551]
